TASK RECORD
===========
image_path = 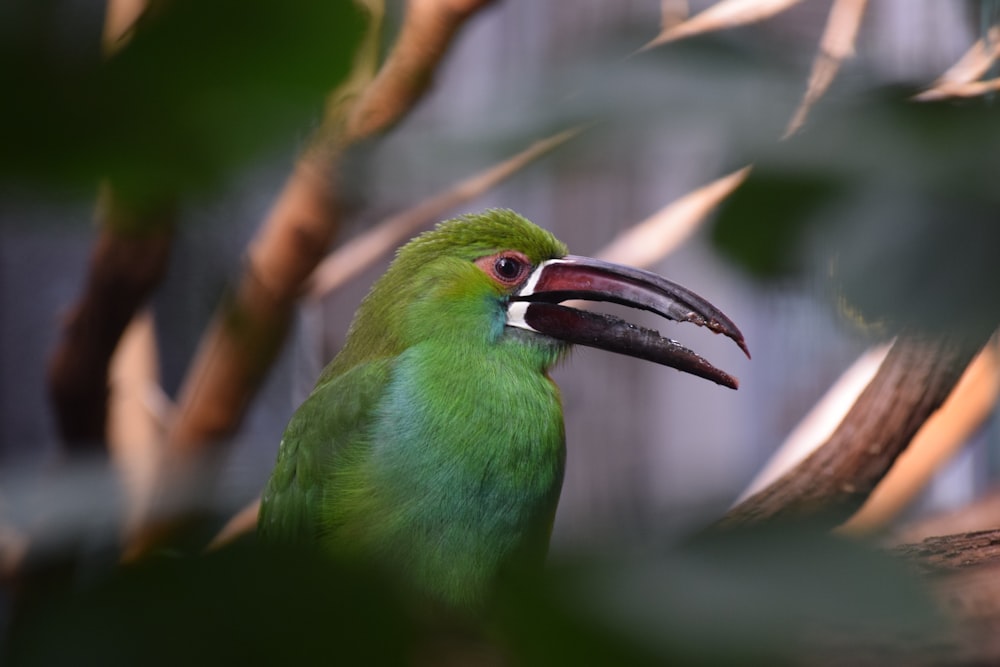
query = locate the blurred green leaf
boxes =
[713,90,1000,336]
[1,0,363,206]
[711,172,845,278]
[8,543,415,666]
[497,523,941,666]
[7,524,942,666]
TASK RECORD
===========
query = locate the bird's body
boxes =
[259,210,746,609]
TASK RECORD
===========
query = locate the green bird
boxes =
[259,209,747,609]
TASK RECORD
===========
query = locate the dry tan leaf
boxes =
[915,26,1000,101]
[0,521,28,579]
[784,0,868,137]
[934,27,1000,86]
[660,0,690,32]
[208,498,262,550]
[102,0,146,53]
[597,166,751,268]
[108,310,170,534]
[842,344,1000,535]
[307,127,583,299]
[915,76,1000,102]
[644,0,804,50]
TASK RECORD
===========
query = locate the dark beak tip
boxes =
[704,317,750,360]
[713,368,740,391]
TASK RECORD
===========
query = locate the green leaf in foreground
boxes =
[712,90,1000,337]
[0,0,364,206]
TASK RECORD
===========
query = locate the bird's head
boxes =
[327,209,748,388]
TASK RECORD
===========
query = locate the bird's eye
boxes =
[474,251,531,286]
[494,255,524,282]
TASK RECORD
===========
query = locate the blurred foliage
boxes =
[497,523,939,666]
[0,0,363,209]
[6,524,939,666]
[713,90,1000,339]
[6,542,416,666]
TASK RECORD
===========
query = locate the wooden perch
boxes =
[719,335,986,530]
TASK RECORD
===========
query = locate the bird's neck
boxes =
[374,333,566,489]
[359,334,567,607]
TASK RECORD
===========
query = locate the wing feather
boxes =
[257,359,394,544]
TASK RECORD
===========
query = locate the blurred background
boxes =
[2,0,1000,661]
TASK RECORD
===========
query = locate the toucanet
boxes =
[259,209,748,609]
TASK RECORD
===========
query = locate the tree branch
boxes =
[47,195,173,451]
[887,529,1000,665]
[341,0,499,144]
[166,0,497,458]
[46,0,169,454]
[720,334,986,529]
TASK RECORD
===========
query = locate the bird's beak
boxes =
[507,255,749,389]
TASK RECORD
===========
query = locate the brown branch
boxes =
[47,195,174,451]
[891,529,1000,664]
[341,0,499,144]
[719,335,986,530]
[46,0,169,453]
[842,344,1000,534]
[168,160,337,453]
[895,528,1000,574]
[166,0,497,456]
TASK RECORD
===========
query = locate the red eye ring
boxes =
[475,251,532,286]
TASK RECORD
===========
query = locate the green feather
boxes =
[259,210,570,608]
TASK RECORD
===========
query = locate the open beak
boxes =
[507,255,749,389]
